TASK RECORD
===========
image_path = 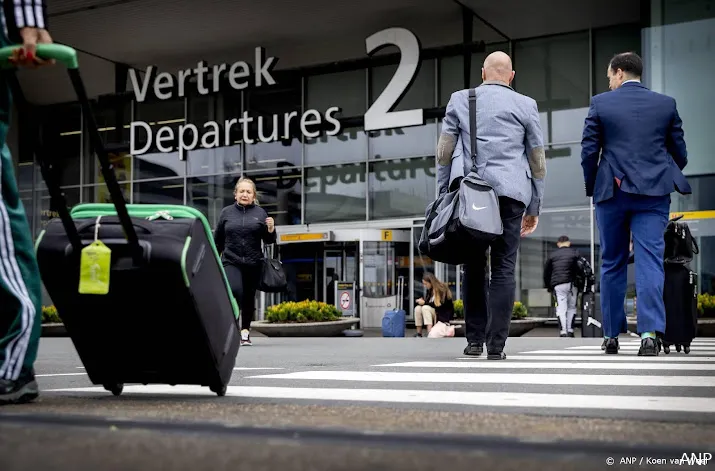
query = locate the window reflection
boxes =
[304,125,367,166]
[133,178,185,205]
[368,121,438,160]
[188,145,242,176]
[38,103,82,186]
[306,69,366,118]
[34,187,80,238]
[369,157,435,220]
[83,183,131,205]
[543,143,589,208]
[304,163,366,223]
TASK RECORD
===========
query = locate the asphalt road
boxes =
[2,335,714,470]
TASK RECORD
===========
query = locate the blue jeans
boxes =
[595,187,670,338]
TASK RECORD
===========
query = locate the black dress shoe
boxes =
[464,343,483,356]
[604,338,620,354]
[487,351,506,360]
[0,370,39,405]
[638,337,659,356]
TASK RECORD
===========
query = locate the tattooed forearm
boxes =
[437,133,457,166]
[528,147,546,179]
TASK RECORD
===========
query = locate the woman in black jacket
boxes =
[214,177,277,346]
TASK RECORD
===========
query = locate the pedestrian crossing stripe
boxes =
[457,355,715,362]
[244,371,715,387]
[44,385,715,414]
[377,361,715,370]
[566,346,715,352]
[518,350,715,355]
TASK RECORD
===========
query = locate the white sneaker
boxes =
[240,329,252,346]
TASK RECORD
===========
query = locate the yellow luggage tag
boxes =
[78,216,112,295]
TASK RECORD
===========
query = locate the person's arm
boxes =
[524,98,546,217]
[3,0,54,64]
[666,98,688,171]
[436,92,461,167]
[581,97,602,197]
[262,212,277,244]
[214,210,226,255]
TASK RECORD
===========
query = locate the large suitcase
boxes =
[382,276,406,337]
[579,292,602,338]
[662,263,698,354]
[4,44,240,396]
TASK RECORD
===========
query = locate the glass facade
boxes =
[17,7,715,315]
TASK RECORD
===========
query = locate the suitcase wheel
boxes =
[676,345,682,353]
[663,345,670,355]
[103,383,124,396]
[684,345,690,354]
[210,383,227,397]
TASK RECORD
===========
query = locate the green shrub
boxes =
[512,301,528,319]
[453,299,464,319]
[42,305,61,324]
[698,293,715,318]
[451,299,527,320]
[265,300,341,323]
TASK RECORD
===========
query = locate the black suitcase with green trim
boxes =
[4,44,240,397]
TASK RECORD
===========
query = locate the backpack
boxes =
[664,215,699,265]
[573,255,595,293]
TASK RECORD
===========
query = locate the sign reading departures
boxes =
[127,27,426,160]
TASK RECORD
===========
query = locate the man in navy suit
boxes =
[581,52,690,356]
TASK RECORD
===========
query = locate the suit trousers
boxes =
[595,187,670,338]
[463,196,525,353]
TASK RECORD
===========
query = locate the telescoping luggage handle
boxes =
[0,44,144,264]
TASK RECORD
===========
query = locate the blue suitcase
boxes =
[382,276,406,337]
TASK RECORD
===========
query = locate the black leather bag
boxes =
[664,215,699,265]
[258,244,288,293]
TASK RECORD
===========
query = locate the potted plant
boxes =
[251,300,359,337]
[41,304,66,337]
[698,293,714,318]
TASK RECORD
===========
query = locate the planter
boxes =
[41,323,67,337]
[449,317,549,338]
[251,318,360,337]
[627,317,715,337]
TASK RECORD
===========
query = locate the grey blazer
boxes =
[437,81,546,216]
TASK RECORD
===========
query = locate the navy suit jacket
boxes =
[581,81,690,204]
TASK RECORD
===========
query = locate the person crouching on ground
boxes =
[214,177,276,346]
[414,273,455,337]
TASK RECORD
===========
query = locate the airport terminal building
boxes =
[8,0,714,325]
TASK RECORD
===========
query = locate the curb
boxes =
[41,323,67,337]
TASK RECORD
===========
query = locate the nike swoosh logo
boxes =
[472,204,486,210]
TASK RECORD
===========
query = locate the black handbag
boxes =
[258,244,288,293]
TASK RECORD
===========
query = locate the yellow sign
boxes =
[669,210,715,221]
[381,230,393,241]
[279,232,330,243]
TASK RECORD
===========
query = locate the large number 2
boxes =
[364,28,424,132]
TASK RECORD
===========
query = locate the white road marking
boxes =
[456,355,715,362]
[44,385,715,414]
[567,346,715,353]
[36,373,87,377]
[234,367,285,371]
[377,361,715,371]
[516,350,715,356]
[245,371,715,387]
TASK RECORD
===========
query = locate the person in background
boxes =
[214,177,276,346]
[543,235,580,337]
[414,273,454,337]
[581,52,689,356]
[0,0,55,405]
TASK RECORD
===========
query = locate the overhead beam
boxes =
[452,0,511,42]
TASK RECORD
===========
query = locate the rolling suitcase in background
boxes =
[382,276,406,337]
[662,265,699,355]
[4,44,240,396]
[579,291,602,338]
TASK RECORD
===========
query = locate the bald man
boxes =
[437,51,546,360]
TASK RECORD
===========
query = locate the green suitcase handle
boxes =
[0,43,78,69]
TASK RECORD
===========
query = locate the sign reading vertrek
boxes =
[128,47,341,160]
[128,28,427,160]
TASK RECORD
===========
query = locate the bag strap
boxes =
[468,88,479,176]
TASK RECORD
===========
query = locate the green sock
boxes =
[641,332,656,339]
